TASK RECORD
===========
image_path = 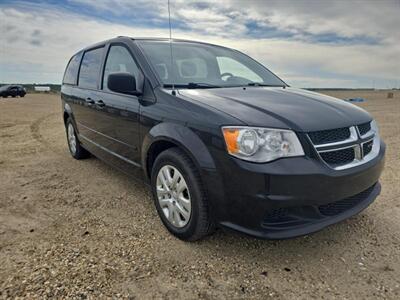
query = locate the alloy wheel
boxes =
[156,165,192,228]
[67,123,77,155]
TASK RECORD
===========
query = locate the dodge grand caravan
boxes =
[61,37,385,241]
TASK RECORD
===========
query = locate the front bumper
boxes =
[206,140,385,239]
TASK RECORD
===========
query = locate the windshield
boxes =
[137,41,286,88]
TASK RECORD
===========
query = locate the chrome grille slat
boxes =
[314,127,358,149]
[307,124,379,170]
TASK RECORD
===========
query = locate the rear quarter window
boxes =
[78,47,104,89]
[63,52,83,85]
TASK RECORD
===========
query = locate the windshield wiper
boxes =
[163,82,222,89]
[247,82,286,87]
[188,82,222,89]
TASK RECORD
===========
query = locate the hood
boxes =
[178,87,372,132]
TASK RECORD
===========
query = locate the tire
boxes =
[151,147,214,241]
[65,117,90,159]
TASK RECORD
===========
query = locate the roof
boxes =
[127,36,230,49]
[72,36,233,58]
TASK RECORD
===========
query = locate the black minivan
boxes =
[61,36,385,241]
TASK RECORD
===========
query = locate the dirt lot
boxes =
[0,91,399,299]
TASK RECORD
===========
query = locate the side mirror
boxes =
[107,72,141,96]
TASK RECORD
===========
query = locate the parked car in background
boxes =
[61,37,385,241]
[0,85,26,98]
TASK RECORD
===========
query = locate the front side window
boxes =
[63,52,82,85]
[102,45,140,91]
[78,47,104,89]
[137,41,285,88]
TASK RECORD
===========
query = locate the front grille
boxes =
[358,122,371,136]
[318,184,375,216]
[363,140,373,156]
[308,127,350,145]
[308,124,378,170]
[320,147,355,166]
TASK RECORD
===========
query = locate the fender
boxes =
[141,122,225,222]
[141,122,217,178]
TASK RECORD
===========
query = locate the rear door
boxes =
[73,46,105,142]
[92,43,142,167]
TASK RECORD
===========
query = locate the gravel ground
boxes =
[0,91,399,299]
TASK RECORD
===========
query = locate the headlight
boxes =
[222,126,304,162]
[370,120,381,154]
[370,120,379,136]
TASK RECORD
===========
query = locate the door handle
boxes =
[96,100,105,107]
[85,97,95,105]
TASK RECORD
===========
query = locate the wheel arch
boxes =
[142,122,217,180]
[63,111,70,125]
[63,103,78,129]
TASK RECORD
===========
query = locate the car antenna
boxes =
[168,0,176,96]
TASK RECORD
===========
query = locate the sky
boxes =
[0,0,399,88]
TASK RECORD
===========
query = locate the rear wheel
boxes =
[151,147,214,241]
[65,118,90,159]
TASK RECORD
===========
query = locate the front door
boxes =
[91,43,142,172]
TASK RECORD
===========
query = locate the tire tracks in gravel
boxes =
[27,110,112,212]
[24,112,94,236]
[30,112,61,153]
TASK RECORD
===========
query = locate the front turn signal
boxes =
[222,128,239,154]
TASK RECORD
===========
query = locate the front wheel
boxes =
[65,118,90,159]
[151,148,214,241]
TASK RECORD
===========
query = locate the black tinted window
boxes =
[102,45,140,91]
[78,47,104,89]
[63,52,82,85]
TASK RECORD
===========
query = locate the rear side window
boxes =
[78,47,104,89]
[102,45,140,91]
[63,52,82,85]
